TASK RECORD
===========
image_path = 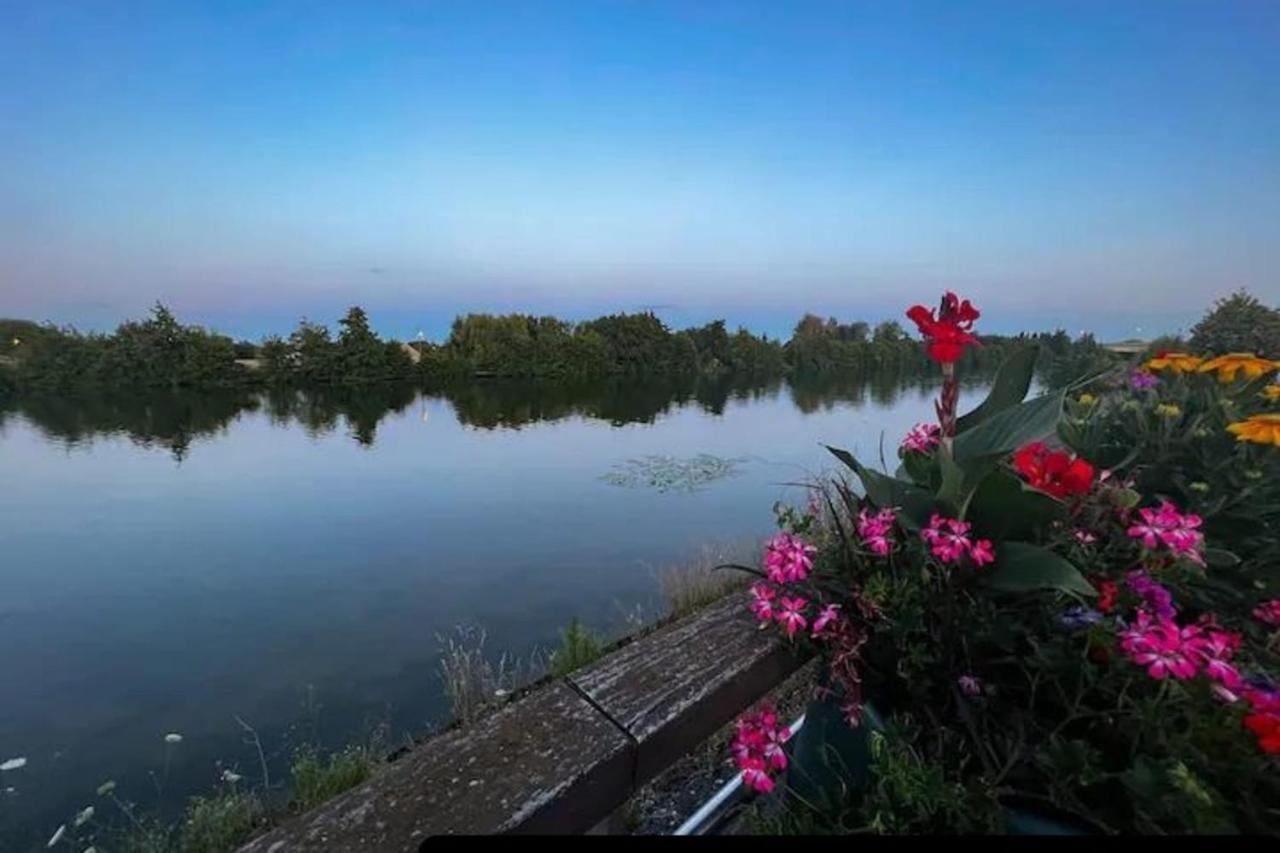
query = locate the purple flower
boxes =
[1129,370,1159,390]
[1060,606,1103,630]
[957,675,983,696]
[1126,569,1177,620]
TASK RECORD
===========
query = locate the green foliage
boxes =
[1189,289,1280,358]
[178,791,263,853]
[289,746,374,812]
[548,618,605,678]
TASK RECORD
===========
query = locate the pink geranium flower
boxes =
[748,583,776,623]
[921,514,992,566]
[763,532,817,583]
[1119,611,1200,680]
[811,604,840,637]
[731,706,791,792]
[1193,629,1243,689]
[1126,501,1205,565]
[775,597,808,637]
[856,507,897,556]
[1253,600,1280,627]
[969,539,995,567]
[900,422,942,453]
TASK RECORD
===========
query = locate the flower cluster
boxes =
[1244,687,1280,755]
[731,705,792,793]
[900,422,941,453]
[1012,441,1095,499]
[1126,501,1205,565]
[1129,370,1159,390]
[1118,610,1241,688]
[921,514,995,566]
[856,507,896,556]
[905,292,980,364]
[1144,351,1203,373]
[764,532,817,583]
[1198,353,1278,383]
[1126,570,1176,620]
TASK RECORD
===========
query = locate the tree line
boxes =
[15,292,1255,397]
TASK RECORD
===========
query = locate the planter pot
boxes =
[779,690,1098,835]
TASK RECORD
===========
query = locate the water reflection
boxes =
[0,370,973,461]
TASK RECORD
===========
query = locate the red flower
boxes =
[1012,442,1095,499]
[1097,580,1119,614]
[906,292,981,364]
[1244,714,1280,754]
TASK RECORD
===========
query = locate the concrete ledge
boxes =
[238,591,808,848]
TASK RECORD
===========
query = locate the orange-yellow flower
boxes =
[1197,353,1279,383]
[1263,384,1280,402]
[1144,352,1203,373]
[1227,413,1280,447]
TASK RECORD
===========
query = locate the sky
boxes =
[1,0,1277,342]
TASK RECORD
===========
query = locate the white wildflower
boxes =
[164,733,183,744]
[221,770,242,784]
[74,806,94,827]
[47,823,66,847]
[0,757,27,771]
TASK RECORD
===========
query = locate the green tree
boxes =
[1188,290,1280,358]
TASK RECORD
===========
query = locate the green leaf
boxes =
[982,542,1095,596]
[1204,548,1240,569]
[899,450,937,489]
[937,451,968,511]
[826,445,937,529]
[966,468,1065,540]
[956,344,1039,433]
[953,389,1067,462]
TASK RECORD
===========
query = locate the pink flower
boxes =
[731,706,791,792]
[1073,529,1098,545]
[1253,600,1280,627]
[811,604,840,637]
[1193,629,1243,689]
[763,532,817,583]
[1119,611,1201,680]
[748,583,776,623]
[957,675,982,696]
[900,422,942,453]
[1127,501,1205,565]
[775,597,808,637]
[856,507,897,556]
[922,514,991,566]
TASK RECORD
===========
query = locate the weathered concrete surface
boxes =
[239,682,633,850]
[568,593,808,784]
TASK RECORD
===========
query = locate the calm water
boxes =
[0,373,984,846]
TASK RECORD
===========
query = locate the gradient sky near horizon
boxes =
[2,0,1278,342]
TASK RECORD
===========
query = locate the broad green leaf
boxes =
[826,445,937,529]
[956,344,1038,433]
[953,389,1066,463]
[937,451,968,511]
[1204,548,1240,568]
[899,450,938,489]
[965,468,1064,540]
[981,542,1095,596]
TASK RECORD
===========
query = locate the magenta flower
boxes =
[1253,600,1280,627]
[1119,611,1200,680]
[1126,569,1177,620]
[811,604,840,637]
[900,422,942,453]
[856,507,897,556]
[748,583,777,623]
[957,675,982,696]
[922,514,991,566]
[763,532,817,583]
[1194,630,1243,689]
[731,706,791,793]
[969,539,996,567]
[775,596,808,637]
[1126,501,1206,565]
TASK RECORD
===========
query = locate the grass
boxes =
[658,539,756,619]
[438,625,542,725]
[289,745,374,812]
[178,790,263,853]
[548,618,606,678]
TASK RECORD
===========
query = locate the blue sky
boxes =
[1,0,1277,342]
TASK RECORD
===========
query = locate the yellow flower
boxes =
[1144,352,1204,373]
[1197,353,1279,383]
[1077,393,1097,407]
[1155,403,1182,419]
[1227,413,1280,447]
[1263,384,1280,402]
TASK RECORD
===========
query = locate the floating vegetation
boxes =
[601,453,746,493]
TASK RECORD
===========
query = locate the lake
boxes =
[0,372,988,846]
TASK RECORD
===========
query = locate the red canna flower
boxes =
[906,292,981,364]
[1012,442,1095,499]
